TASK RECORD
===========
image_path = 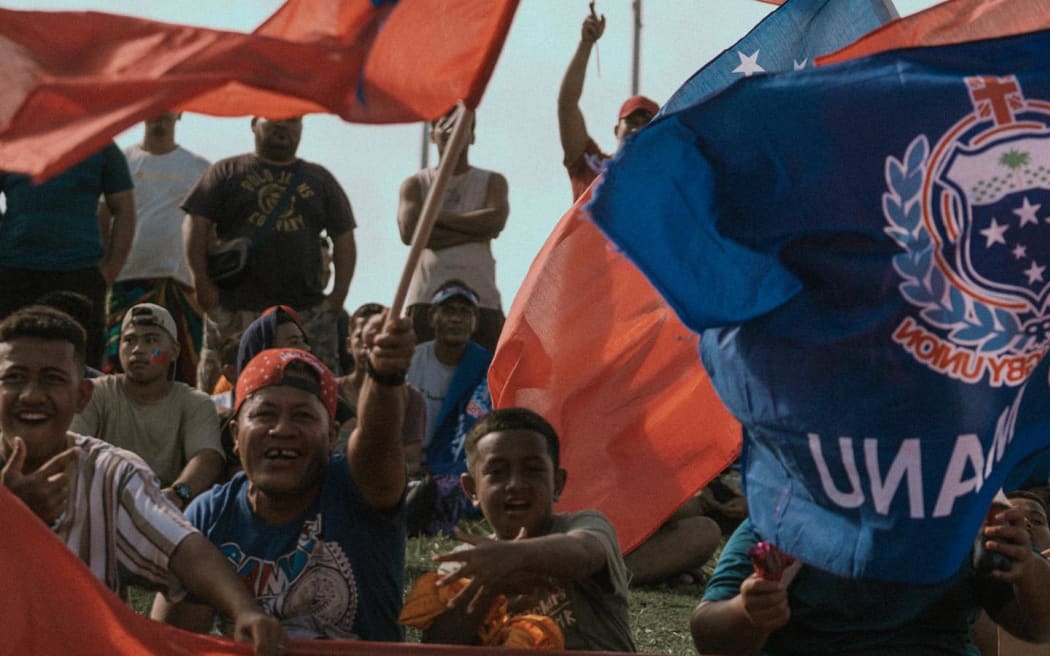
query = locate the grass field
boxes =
[131,520,711,654]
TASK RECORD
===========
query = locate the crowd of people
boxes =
[3,7,1050,656]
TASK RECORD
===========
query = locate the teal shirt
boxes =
[702,519,1012,656]
[0,143,132,270]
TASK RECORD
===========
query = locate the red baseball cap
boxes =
[234,348,338,419]
[618,95,659,120]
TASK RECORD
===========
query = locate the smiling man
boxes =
[183,115,357,391]
[72,303,224,509]
[0,305,284,655]
[151,313,415,640]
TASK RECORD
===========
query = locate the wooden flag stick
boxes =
[390,101,475,319]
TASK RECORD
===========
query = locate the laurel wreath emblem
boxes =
[883,135,1027,354]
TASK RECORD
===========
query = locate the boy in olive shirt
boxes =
[422,407,635,651]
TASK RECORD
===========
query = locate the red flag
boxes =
[488,188,741,554]
[818,0,1050,65]
[0,0,518,181]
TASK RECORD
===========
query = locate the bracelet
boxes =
[365,358,406,386]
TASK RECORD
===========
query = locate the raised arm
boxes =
[184,214,220,312]
[558,6,605,166]
[347,312,415,510]
[97,190,136,287]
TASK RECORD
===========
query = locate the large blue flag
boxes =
[660,0,897,117]
[590,28,1050,583]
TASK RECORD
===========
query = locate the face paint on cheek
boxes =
[150,349,168,364]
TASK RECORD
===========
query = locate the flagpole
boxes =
[391,101,474,319]
[419,122,430,169]
[631,0,641,95]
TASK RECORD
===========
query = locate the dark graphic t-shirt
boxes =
[182,154,355,311]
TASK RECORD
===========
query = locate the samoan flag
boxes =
[589,28,1050,583]
[489,0,898,557]
[659,0,897,116]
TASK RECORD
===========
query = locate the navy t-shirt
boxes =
[0,143,133,270]
[186,454,405,640]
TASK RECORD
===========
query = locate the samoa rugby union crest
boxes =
[886,75,1050,387]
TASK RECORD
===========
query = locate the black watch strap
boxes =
[365,358,406,386]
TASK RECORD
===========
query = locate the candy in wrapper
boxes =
[748,540,796,582]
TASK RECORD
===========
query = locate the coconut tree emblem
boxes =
[999,148,1031,189]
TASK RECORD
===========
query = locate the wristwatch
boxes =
[173,483,193,507]
[365,357,406,386]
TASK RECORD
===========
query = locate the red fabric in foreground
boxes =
[488,187,742,555]
[0,0,518,181]
[0,484,633,655]
[817,0,1050,65]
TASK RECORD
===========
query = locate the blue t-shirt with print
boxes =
[0,142,133,270]
[186,454,405,641]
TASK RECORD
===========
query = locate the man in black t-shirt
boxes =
[183,116,356,391]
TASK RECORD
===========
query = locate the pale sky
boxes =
[5,0,940,314]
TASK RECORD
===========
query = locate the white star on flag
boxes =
[794,58,808,70]
[733,50,765,77]
[980,218,1009,247]
[1025,260,1046,285]
[1014,196,1042,227]
[1013,244,1028,260]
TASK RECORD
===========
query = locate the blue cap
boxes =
[431,282,479,307]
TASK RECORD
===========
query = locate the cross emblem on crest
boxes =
[967,75,1024,126]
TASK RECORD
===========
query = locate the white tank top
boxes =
[405,166,502,309]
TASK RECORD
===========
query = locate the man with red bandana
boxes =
[152,313,415,641]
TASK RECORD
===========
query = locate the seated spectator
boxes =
[974,489,1050,655]
[236,305,310,379]
[36,290,105,378]
[401,407,635,651]
[337,302,424,474]
[0,306,283,653]
[71,303,223,509]
[1005,489,1050,553]
[151,312,414,640]
[691,497,1050,655]
[210,333,242,413]
[625,464,744,587]
[406,279,492,535]
[624,493,723,588]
